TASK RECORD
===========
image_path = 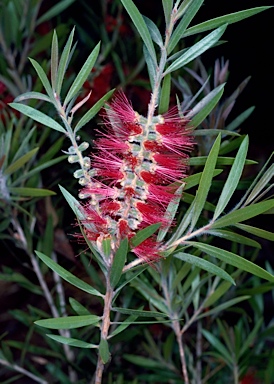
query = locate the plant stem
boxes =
[94,269,114,384]
[0,358,47,384]
[173,320,190,384]
[146,3,177,122]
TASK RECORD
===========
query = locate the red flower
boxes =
[79,92,193,262]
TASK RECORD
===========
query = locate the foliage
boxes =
[0,1,273,383]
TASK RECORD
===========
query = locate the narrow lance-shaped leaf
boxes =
[184,170,223,191]
[51,30,59,90]
[37,0,76,25]
[189,242,274,282]
[158,184,184,242]
[130,223,161,248]
[226,106,255,132]
[143,15,163,47]
[99,339,110,364]
[183,7,272,37]
[235,223,274,242]
[74,89,115,132]
[198,295,250,320]
[4,148,38,175]
[189,134,221,231]
[46,334,98,348]
[69,297,92,316]
[29,58,55,101]
[213,135,249,220]
[64,41,101,106]
[162,0,173,27]
[121,0,157,65]
[168,0,204,54]
[56,27,75,95]
[186,84,225,128]
[159,73,171,114]
[206,229,261,248]
[174,252,235,284]
[202,329,233,365]
[210,199,274,229]
[35,251,104,297]
[9,187,56,197]
[59,185,84,220]
[35,315,100,329]
[14,92,52,103]
[165,24,227,74]
[112,307,168,318]
[245,163,274,205]
[110,238,128,288]
[143,44,156,89]
[9,103,66,133]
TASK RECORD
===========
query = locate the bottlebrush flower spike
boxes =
[79,92,193,263]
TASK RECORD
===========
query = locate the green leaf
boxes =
[99,339,110,364]
[203,280,232,307]
[130,223,161,248]
[193,129,240,137]
[206,229,261,248]
[74,89,115,132]
[235,223,274,242]
[189,242,274,282]
[174,252,235,284]
[143,15,163,47]
[69,297,91,316]
[9,187,56,197]
[64,41,101,106]
[184,7,272,37]
[110,313,139,338]
[13,156,66,186]
[159,73,171,114]
[213,136,249,220]
[56,27,75,95]
[59,184,84,220]
[162,0,173,27]
[168,0,204,53]
[46,334,98,348]
[121,0,157,64]
[9,103,66,133]
[225,106,255,132]
[143,44,156,89]
[186,84,225,128]
[110,238,128,288]
[202,329,235,365]
[157,184,184,242]
[29,58,54,100]
[51,30,59,90]
[245,163,274,205]
[184,170,223,191]
[189,134,221,230]
[35,251,104,297]
[14,91,52,103]
[37,0,76,25]
[112,307,168,318]
[35,315,100,329]
[165,24,227,74]
[4,148,38,175]
[211,200,274,229]
[189,156,256,166]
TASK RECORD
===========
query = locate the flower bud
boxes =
[78,142,89,152]
[73,169,84,179]
[68,155,79,163]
